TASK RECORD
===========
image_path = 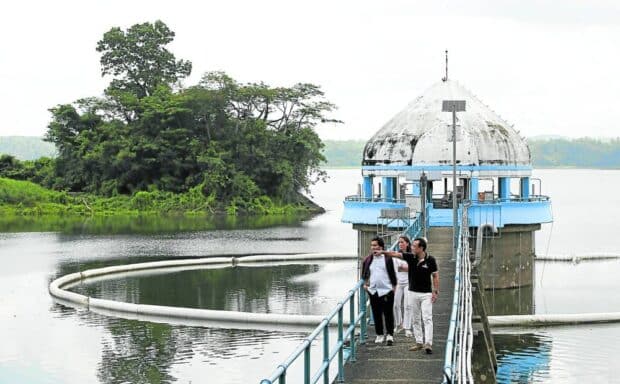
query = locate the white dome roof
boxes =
[363,80,531,166]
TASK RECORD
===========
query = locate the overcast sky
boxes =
[1,0,619,141]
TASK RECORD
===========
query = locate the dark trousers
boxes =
[369,290,395,336]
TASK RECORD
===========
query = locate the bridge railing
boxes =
[259,279,368,384]
[442,205,474,383]
[387,202,431,250]
[475,194,550,203]
[344,194,406,204]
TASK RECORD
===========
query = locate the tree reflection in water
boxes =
[53,262,337,383]
[95,316,305,384]
[68,264,323,314]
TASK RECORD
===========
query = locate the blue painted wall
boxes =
[343,200,553,228]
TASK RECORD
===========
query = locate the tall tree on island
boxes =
[43,20,340,210]
[97,20,192,100]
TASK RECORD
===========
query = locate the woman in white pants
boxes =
[392,237,413,337]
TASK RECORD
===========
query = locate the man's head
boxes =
[371,236,385,252]
[412,237,427,255]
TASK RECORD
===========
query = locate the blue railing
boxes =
[442,205,474,383]
[344,194,406,204]
[259,280,368,384]
[442,208,462,382]
[388,202,431,250]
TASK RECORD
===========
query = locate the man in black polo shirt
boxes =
[379,237,439,354]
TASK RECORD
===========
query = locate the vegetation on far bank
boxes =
[319,138,620,168]
[0,177,321,217]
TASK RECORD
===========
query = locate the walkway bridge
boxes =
[261,209,482,384]
[342,226,457,384]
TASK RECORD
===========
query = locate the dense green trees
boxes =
[39,21,338,212]
[97,20,192,100]
[0,154,56,186]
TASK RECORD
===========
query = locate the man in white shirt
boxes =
[361,237,398,345]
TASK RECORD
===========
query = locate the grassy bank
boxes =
[0,177,322,217]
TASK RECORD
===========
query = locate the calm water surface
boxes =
[0,169,359,384]
[1,169,620,383]
[492,169,620,383]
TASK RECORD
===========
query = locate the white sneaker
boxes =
[386,334,394,346]
[395,326,404,334]
[374,335,385,344]
[405,330,413,338]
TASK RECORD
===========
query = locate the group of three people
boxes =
[361,235,439,354]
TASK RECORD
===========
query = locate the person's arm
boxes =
[431,271,440,303]
[380,250,403,258]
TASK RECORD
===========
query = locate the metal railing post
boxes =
[337,308,344,382]
[260,280,367,384]
[323,327,330,384]
[360,287,367,344]
[349,297,356,361]
[304,346,311,384]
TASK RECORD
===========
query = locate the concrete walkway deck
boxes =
[342,228,456,384]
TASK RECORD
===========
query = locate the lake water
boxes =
[1,168,619,383]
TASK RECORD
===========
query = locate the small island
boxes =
[0,21,339,220]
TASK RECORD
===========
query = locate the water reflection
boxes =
[494,332,551,383]
[94,314,309,384]
[0,169,357,384]
[0,214,311,235]
[67,264,342,315]
[45,260,356,383]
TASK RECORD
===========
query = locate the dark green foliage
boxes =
[0,154,57,186]
[32,20,339,212]
[97,20,192,99]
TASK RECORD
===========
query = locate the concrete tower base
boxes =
[473,224,540,316]
[474,224,539,289]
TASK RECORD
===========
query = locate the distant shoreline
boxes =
[323,166,620,170]
[4,136,620,169]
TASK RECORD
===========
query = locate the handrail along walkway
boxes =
[442,205,474,383]
[259,280,368,384]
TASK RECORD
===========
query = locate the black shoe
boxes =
[424,343,432,354]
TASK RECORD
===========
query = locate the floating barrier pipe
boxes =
[488,312,620,327]
[49,253,357,327]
